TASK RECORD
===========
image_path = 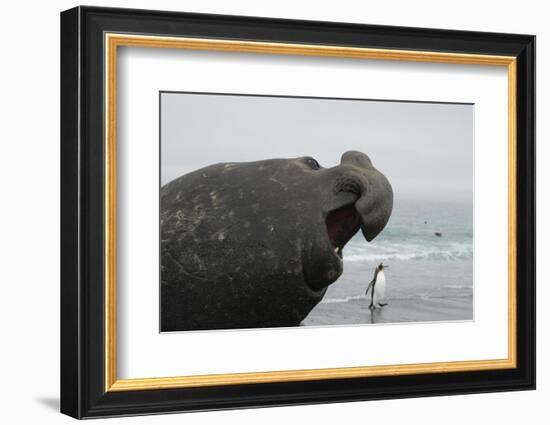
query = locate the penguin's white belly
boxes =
[373,272,386,304]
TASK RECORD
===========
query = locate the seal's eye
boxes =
[305,157,321,170]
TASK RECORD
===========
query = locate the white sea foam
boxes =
[321,294,369,304]
[321,293,473,304]
[343,241,473,262]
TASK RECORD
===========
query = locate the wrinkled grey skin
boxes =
[161,151,393,331]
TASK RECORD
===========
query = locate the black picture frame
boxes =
[61,5,535,419]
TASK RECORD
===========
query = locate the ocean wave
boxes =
[441,284,473,290]
[343,245,473,262]
[322,294,369,304]
[321,293,473,304]
[342,232,473,262]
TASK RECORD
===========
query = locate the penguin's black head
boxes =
[378,263,388,271]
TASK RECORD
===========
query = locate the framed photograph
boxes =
[60,6,535,419]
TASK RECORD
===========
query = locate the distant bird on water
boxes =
[365,263,389,310]
[435,232,443,237]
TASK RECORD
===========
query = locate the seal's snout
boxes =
[338,150,393,243]
[341,150,373,168]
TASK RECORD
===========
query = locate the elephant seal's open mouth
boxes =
[325,203,361,260]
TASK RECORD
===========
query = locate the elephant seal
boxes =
[161,151,393,331]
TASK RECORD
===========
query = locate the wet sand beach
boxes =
[304,295,472,326]
[303,257,473,326]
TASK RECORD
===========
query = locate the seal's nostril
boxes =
[341,150,372,168]
[333,177,362,196]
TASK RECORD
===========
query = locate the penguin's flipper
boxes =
[365,280,374,296]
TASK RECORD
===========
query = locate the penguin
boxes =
[365,263,389,310]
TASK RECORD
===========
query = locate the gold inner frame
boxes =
[104,33,517,392]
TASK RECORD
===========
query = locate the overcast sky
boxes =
[161,92,473,201]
